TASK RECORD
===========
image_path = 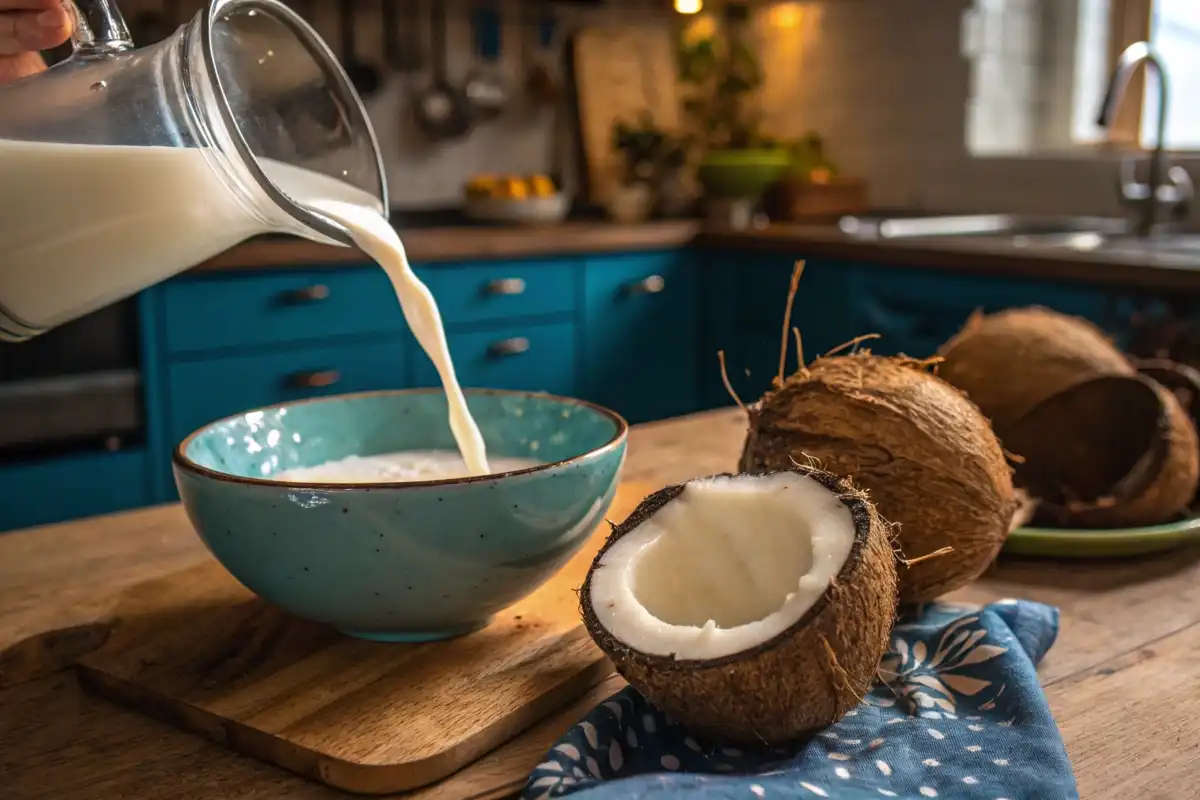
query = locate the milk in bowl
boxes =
[173,389,627,641]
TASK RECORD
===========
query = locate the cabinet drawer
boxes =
[0,448,147,532]
[161,267,404,355]
[583,251,699,424]
[851,266,1111,358]
[417,259,579,327]
[166,338,410,446]
[412,322,578,397]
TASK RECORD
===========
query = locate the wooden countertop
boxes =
[192,217,1200,292]
[3,407,1198,798]
[191,221,701,272]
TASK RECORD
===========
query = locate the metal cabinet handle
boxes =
[282,284,331,303]
[488,337,531,358]
[625,274,665,295]
[288,369,341,388]
[486,278,526,296]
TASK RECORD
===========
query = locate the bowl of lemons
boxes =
[463,174,571,225]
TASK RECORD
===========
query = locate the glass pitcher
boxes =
[0,0,388,341]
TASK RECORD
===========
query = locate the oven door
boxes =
[0,299,143,459]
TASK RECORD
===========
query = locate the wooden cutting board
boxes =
[76,482,648,796]
[572,22,681,203]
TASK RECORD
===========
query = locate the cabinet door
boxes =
[850,265,1112,359]
[166,338,411,448]
[699,250,858,409]
[416,258,580,326]
[0,449,148,532]
[582,251,699,424]
[160,267,405,355]
[411,321,578,397]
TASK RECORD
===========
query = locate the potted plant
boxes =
[677,2,791,207]
[611,111,694,219]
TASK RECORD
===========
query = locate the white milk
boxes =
[266,159,493,476]
[0,140,264,329]
[283,190,492,476]
[275,450,541,484]
[0,140,491,474]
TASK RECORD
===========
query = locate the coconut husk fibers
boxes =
[580,468,898,746]
[1002,373,1199,528]
[936,306,1134,433]
[740,354,1016,604]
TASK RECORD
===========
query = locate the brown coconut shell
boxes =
[580,468,898,746]
[1137,359,1200,422]
[937,306,1135,432]
[740,354,1016,604]
[1137,359,1200,510]
[1002,373,1199,529]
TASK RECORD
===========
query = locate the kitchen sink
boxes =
[837,213,1129,241]
[838,213,1200,260]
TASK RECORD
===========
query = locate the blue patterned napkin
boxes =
[522,600,1075,800]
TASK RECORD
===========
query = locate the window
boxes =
[1074,0,1200,151]
[1140,1,1200,149]
[965,0,1200,155]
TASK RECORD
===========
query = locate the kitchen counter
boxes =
[191,217,1200,291]
[2,407,1197,798]
[699,224,1200,291]
[192,221,702,271]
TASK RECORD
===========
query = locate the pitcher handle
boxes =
[67,0,134,56]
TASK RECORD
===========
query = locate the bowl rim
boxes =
[172,387,629,490]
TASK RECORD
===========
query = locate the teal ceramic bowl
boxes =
[173,389,627,642]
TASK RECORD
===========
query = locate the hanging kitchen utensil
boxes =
[414,1,472,140]
[463,0,508,121]
[339,0,382,97]
[525,0,559,106]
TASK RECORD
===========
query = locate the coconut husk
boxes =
[740,354,1016,604]
[936,306,1134,432]
[580,468,898,746]
[1137,359,1200,420]
[1138,359,1200,510]
[1002,373,1199,528]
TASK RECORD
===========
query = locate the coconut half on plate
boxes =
[580,468,898,745]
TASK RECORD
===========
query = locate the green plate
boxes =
[1005,515,1200,558]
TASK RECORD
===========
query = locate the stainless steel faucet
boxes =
[1096,41,1193,237]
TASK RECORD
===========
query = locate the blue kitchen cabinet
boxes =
[698,249,859,407]
[165,337,412,448]
[581,250,700,424]
[158,266,407,355]
[412,320,579,396]
[0,448,149,531]
[417,257,580,325]
[848,265,1113,358]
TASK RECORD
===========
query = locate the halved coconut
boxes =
[937,306,1134,432]
[1002,373,1199,528]
[1138,359,1200,510]
[581,468,897,745]
[740,354,1017,604]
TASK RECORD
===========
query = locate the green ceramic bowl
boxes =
[696,148,792,199]
[173,389,627,642]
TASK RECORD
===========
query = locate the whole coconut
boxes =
[937,307,1134,433]
[740,353,1017,603]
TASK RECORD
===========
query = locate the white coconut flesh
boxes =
[588,473,857,661]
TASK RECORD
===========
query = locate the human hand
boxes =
[0,0,73,85]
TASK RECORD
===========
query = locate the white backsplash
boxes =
[93,0,1198,218]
